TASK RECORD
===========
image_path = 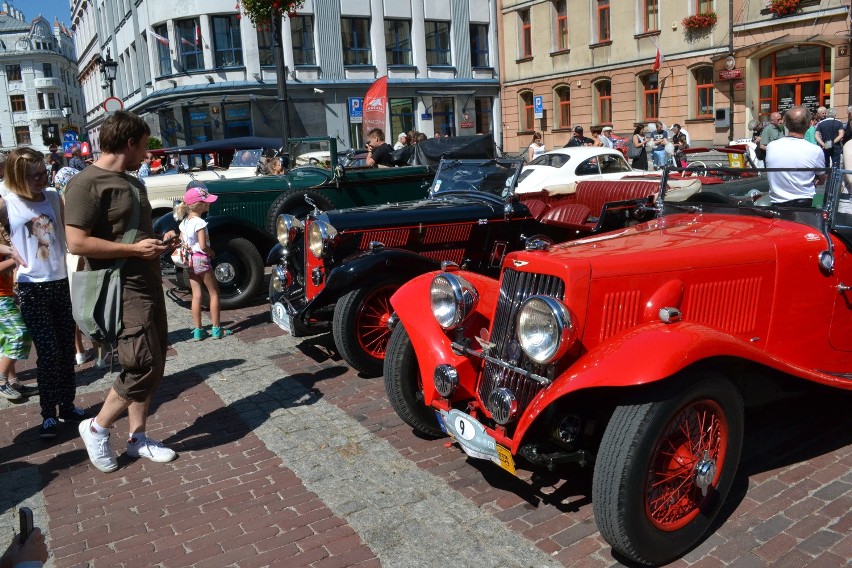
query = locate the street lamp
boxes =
[99,52,118,97]
[62,99,72,126]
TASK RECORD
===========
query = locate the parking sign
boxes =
[349,97,363,124]
[534,96,543,119]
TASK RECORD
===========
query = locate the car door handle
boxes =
[839,283,851,293]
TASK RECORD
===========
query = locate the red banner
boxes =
[363,76,387,137]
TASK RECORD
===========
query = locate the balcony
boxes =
[34,77,62,89]
[28,109,63,120]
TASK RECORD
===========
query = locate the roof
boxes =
[0,14,29,32]
[542,147,625,159]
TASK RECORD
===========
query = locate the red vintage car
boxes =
[384,168,852,565]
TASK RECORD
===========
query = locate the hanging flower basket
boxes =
[681,12,718,31]
[768,0,801,17]
[236,0,304,24]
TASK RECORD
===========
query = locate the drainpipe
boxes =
[728,0,734,143]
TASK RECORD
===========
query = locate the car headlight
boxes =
[431,273,478,330]
[516,296,575,364]
[276,214,303,247]
[308,220,337,259]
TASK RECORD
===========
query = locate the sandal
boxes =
[210,326,232,339]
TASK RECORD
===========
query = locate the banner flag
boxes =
[363,76,388,137]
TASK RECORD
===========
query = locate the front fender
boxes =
[391,270,501,408]
[267,242,285,265]
[207,216,278,264]
[510,321,838,448]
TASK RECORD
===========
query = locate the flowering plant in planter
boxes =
[236,0,304,24]
[681,11,718,31]
[768,0,801,17]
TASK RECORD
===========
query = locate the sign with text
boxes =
[348,97,363,124]
[534,95,544,119]
[719,69,742,80]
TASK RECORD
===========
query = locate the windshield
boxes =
[231,149,262,168]
[290,139,333,169]
[431,158,523,200]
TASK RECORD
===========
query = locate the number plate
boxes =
[271,302,292,334]
[495,444,516,476]
[438,409,517,477]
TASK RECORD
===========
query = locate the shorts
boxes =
[191,252,211,275]
[113,288,168,402]
[0,296,31,361]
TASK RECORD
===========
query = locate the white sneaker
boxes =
[93,352,111,369]
[78,419,118,473]
[75,351,90,365]
[126,437,177,463]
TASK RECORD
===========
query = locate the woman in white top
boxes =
[527,132,546,162]
[0,147,88,438]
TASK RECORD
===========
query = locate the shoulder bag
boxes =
[71,185,139,344]
[627,136,642,159]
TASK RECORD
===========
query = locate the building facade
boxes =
[0,4,84,153]
[499,0,850,152]
[72,0,502,153]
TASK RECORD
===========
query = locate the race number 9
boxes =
[453,415,476,441]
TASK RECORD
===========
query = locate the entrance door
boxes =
[758,45,831,121]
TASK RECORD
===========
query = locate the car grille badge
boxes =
[513,260,529,267]
[475,328,496,352]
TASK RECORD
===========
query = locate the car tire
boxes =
[383,323,444,438]
[209,236,264,310]
[265,190,335,235]
[333,276,403,376]
[592,376,743,566]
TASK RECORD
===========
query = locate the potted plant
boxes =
[768,0,801,17]
[681,11,718,31]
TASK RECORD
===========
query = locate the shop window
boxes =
[152,24,171,76]
[426,21,451,66]
[341,17,371,66]
[475,97,492,135]
[386,20,412,66]
[390,98,415,139]
[292,16,316,66]
[519,91,534,132]
[212,15,243,68]
[15,126,30,145]
[555,1,568,51]
[176,19,203,71]
[9,94,25,112]
[643,0,659,32]
[642,73,659,121]
[596,0,610,43]
[433,97,456,136]
[694,67,714,118]
[519,9,531,58]
[470,24,489,67]
[596,81,612,125]
[6,64,21,81]
[555,85,571,129]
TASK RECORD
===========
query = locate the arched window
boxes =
[595,80,612,125]
[554,85,571,129]
[642,73,659,121]
[519,91,534,131]
[693,66,714,118]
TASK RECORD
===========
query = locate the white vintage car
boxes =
[516,147,640,194]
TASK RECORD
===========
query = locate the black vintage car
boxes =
[269,159,662,375]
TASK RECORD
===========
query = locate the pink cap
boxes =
[184,186,218,205]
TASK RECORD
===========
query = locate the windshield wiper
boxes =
[665,203,702,213]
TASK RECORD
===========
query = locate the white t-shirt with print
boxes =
[179,216,208,253]
[4,190,68,283]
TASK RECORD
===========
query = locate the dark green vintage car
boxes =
[155,135,497,309]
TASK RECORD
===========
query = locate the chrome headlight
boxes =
[276,214,303,247]
[308,220,337,259]
[516,296,575,364]
[430,273,478,330]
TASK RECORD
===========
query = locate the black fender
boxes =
[267,242,285,265]
[205,215,278,265]
[304,248,439,315]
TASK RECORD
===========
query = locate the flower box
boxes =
[682,12,718,31]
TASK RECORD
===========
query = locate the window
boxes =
[470,24,489,67]
[47,93,56,108]
[519,10,532,57]
[596,81,612,125]
[385,20,412,66]
[643,0,659,32]
[643,73,659,120]
[291,15,316,66]
[256,26,274,66]
[10,94,26,112]
[42,63,53,78]
[475,96,492,135]
[37,92,45,110]
[212,15,243,68]
[341,17,371,66]
[6,65,21,81]
[696,0,713,12]
[555,1,568,51]
[694,67,713,118]
[519,91,534,131]
[425,21,451,66]
[390,98,415,139]
[15,126,30,145]
[555,85,571,129]
[176,19,203,71]
[758,45,831,120]
[433,97,455,136]
[596,0,610,42]
[153,24,171,76]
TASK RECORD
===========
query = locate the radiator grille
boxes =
[359,229,410,248]
[477,269,565,418]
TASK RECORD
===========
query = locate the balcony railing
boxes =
[33,77,62,89]
[28,109,63,120]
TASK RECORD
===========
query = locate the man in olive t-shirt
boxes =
[65,111,178,473]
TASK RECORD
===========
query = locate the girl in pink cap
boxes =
[174,185,231,340]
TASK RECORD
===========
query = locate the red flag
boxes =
[651,38,664,72]
[363,76,388,137]
[195,24,202,47]
[149,28,169,47]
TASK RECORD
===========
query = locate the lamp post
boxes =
[62,99,72,127]
[99,52,118,98]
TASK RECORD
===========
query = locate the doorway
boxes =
[757,45,831,121]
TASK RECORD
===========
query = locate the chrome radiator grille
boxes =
[477,269,565,418]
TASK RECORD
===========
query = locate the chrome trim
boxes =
[516,295,575,364]
[524,239,551,252]
[452,341,551,386]
[431,273,479,330]
[658,307,683,323]
[433,364,459,397]
[441,260,460,272]
[276,214,304,247]
[368,241,385,252]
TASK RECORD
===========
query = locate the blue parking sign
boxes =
[349,97,363,124]
[534,96,543,119]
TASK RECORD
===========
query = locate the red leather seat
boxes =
[521,199,549,220]
[574,180,658,216]
[540,203,592,228]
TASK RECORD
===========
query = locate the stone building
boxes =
[0,4,84,153]
[499,0,850,151]
[72,0,502,153]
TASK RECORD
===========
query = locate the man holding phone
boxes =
[364,128,394,167]
[0,508,49,567]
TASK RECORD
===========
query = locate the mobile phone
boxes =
[18,507,33,542]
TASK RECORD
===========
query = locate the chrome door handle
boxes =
[839,283,851,293]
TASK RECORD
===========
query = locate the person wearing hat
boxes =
[564,125,593,147]
[393,132,408,150]
[601,126,616,149]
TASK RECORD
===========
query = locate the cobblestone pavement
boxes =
[0,282,850,567]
